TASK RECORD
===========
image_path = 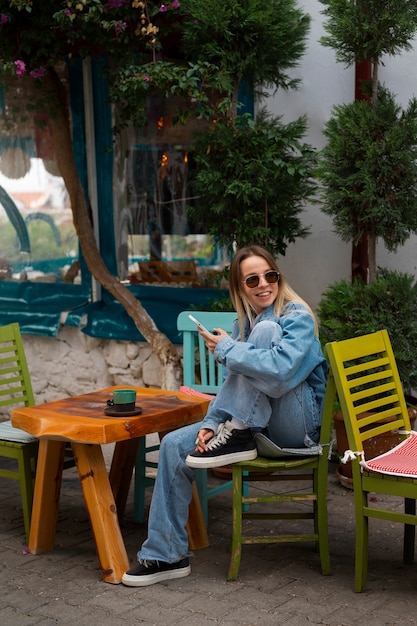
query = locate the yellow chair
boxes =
[0,322,38,541]
[326,329,417,592]
[227,371,334,580]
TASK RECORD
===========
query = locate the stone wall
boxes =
[3,325,180,416]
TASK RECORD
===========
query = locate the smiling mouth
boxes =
[257,291,272,297]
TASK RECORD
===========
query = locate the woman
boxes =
[122,245,327,587]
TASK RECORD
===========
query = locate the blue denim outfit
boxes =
[138,303,328,564]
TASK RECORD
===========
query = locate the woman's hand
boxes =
[198,327,228,354]
[195,427,215,452]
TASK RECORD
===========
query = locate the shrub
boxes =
[317,268,417,392]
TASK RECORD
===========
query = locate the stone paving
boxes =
[0,452,416,625]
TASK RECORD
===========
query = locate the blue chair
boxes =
[133,311,237,525]
[178,311,238,525]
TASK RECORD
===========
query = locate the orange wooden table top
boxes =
[11,386,210,444]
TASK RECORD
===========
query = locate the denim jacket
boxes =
[212,302,327,416]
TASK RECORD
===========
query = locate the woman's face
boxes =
[239,255,279,314]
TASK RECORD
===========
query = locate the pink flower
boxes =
[29,67,46,79]
[114,20,126,34]
[171,0,180,8]
[159,4,168,12]
[14,60,26,76]
[64,9,71,16]
[143,76,150,82]
[0,14,8,24]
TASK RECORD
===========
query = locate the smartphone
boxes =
[188,314,210,333]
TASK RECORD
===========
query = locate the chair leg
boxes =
[17,443,37,543]
[132,437,147,523]
[194,468,209,526]
[354,488,369,593]
[315,467,331,576]
[227,465,243,581]
[403,497,416,564]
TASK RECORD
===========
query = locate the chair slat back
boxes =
[177,311,236,394]
[0,323,34,409]
[325,329,411,453]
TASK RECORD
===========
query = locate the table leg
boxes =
[72,442,129,584]
[110,434,209,550]
[29,439,65,553]
[109,439,140,522]
[186,480,209,550]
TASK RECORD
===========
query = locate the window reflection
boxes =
[113,96,222,286]
[0,75,79,284]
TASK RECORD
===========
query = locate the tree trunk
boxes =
[370,59,379,110]
[368,233,377,283]
[44,69,182,389]
[352,59,372,284]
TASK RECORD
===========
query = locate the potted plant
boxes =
[317,268,417,482]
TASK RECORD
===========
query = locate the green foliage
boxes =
[316,85,417,250]
[319,0,417,66]
[0,0,316,259]
[0,1,155,73]
[181,0,310,96]
[203,296,234,313]
[317,268,417,392]
[187,110,316,256]
[110,60,233,129]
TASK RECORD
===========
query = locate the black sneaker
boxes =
[185,420,257,469]
[121,558,191,587]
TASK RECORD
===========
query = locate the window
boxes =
[112,95,221,285]
[0,73,80,284]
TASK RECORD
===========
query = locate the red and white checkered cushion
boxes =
[361,433,417,477]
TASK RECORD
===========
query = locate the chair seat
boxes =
[0,420,38,443]
[254,432,322,458]
[360,433,417,478]
[236,454,321,470]
[179,385,215,400]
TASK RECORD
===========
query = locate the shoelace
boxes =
[206,422,233,450]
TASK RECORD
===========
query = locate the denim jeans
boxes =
[137,319,322,563]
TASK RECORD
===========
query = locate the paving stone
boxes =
[0,460,416,626]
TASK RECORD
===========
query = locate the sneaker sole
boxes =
[121,564,191,587]
[185,448,257,469]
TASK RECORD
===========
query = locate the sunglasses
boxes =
[242,270,280,289]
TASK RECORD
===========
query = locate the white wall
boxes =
[377,35,417,275]
[265,0,417,311]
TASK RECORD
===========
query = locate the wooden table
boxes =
[11,386,210,584]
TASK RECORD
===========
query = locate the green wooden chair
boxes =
[0,322,39,542]
[325,329,417,592]
[132,310,237,525]
[227,367,334,581]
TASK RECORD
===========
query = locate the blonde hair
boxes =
[228,245,318,338]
